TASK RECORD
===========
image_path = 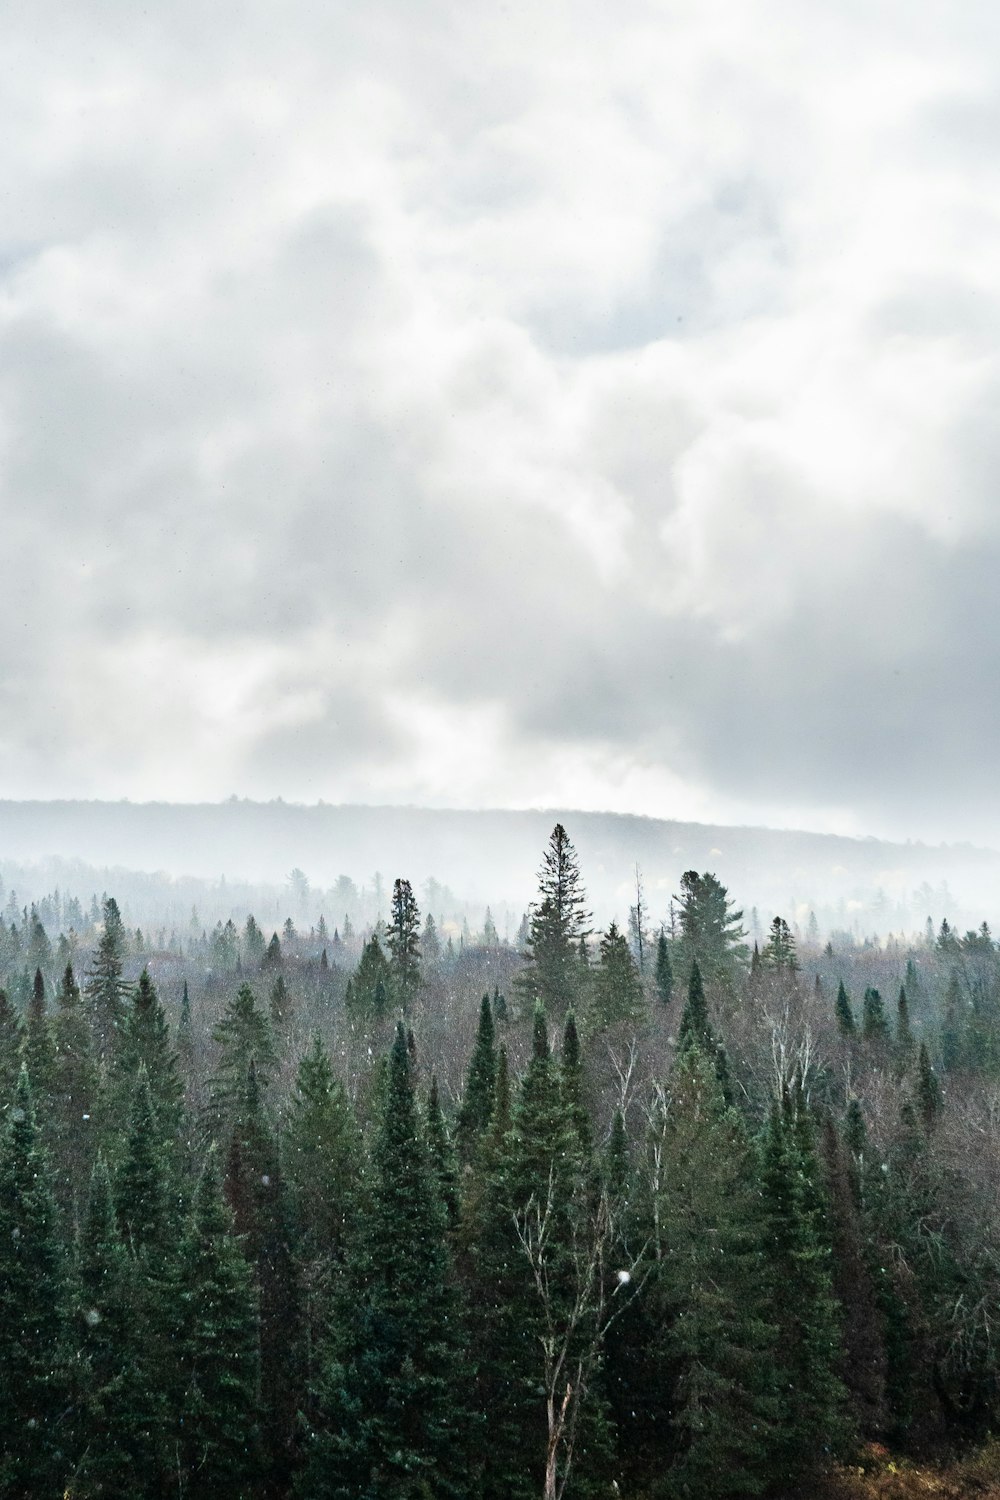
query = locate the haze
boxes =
[1,1,997,846]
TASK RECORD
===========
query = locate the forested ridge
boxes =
[2,824,1000,1498]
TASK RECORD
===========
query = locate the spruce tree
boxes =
[51,963,98,1214]
[647,1047,780,1498]
[862,987,891,1046]
[386,877,421,1011]
[115,1066,173,1256]
[678,959,713,1055]
[759,1096,850,1482]
[591,921,644,1030]
[347,934,393,1022]
[654,930,673,1006]
[456,993,496,1160]
[175,1151,261,1499]
[209,982,276,1126]
[300,1022,472,1498]
[835,980,857,1038]
[22,965,57,1108]
[0,986,22,1116]
[83,896,129,1063]
[895,985,916,1072]
[115,967,184,1137]
[915,1042,943,1130]
[426,1073,459,1226]
[560,1008,592,1154]
[0,1070,71,1496]
[515,824,591,1016]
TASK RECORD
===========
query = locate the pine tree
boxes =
[560,1008,592,1154]
[74,1153,168,1496]
[0,1070,71,1496]
[386,877,421,1011]
[862,987,891,1046]
[426,1073,459,1225]
[674,870,747,991]
[515,824,591,1016]
[645,1047,780,1498]
[759,1096,850,1482]
[941,971,965,1071]
[115,1067,173,1256]
[456,993,497,1161]
[51,963,98,1213]
[895,985,916,1072]
[115,967,184,1137]
[590,920,645,1030]
[347,934,393,1022]
[300,1022,473,1498]
[0,987,23,1117]
[835,980,856,1038]
[269,974,294,1038]
[178,978,195,1074]
[654,930,673,1006]
[209,982,277,1126]
[83,896,130,1063]
[175,1151,261,1499]
[22,965,57,1107]
[678,959,713,1055]
[226,1064,302,1490]
[762,916,799,972]
[915,1042,943,1130]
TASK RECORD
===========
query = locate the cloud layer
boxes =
[2,0,999,843]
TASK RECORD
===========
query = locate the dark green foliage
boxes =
[263,931,282,968]
[515,823,591,1015]
[560,1008,592,1154]
[456,993,496,1160]
[225,1065,303,1488]
[115,1067,172,1255]
[22,965,57,1105]
[347,934,393,1022]
[645,1047,780,1498]
[759,1096,850,1480]
[674,870,747,990]
[300,1022,472,1499]
[83,896,129,1063]
[116,967,184,1136]
[862,987,891,1046]
[654,930,673,1006]
[895,985,916,1070]
[762,915,798,972]
[51,963,98,1212]
[0,987,23,1118]
[386,877,421,1011]
[269,974,294,1035]
[426,1072,459,1225]
[591,919,645,1030]
[941,971,965,1071]
[178,978,195,1072]
[285,1034,359,1262]
[678,959,713,1055]
[175,1152,261,1499]
[210,982,277,1124]
[915,1042,943,1129]
[0,1070,71,1497]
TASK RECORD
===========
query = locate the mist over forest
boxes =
[3,797,1000,948]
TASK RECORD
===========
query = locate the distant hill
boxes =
[2,799,999,937]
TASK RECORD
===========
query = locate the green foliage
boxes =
[83,896,130,1063]
[515,823,592,1015]
[674,870,747,991]
[835,980,857,1038]
[210,982,277,1124]
[591,919,645,1030]
[0,1070,71,1497]
[347,933,393,1022]
[762,915,798,972]
[456,992,496,1160]
[655,930,673,1006]
[862,986,891,1046]
[386,877,421,1011]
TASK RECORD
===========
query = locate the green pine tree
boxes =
[22,965,57,1108]
[0,1069,71,1497]
[209,982,277,1127]
[515,824,591,1016]
[51,963,98,1214]
[590,920,645,1030]
[83,897,130,1064]
[654,930,673,1006]
[456,993,497,1161]
[862,987,891,1046]
[426,1072,459,1226]
[386,878,422,1012]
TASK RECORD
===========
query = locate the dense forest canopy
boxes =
[2,822,1000,1498]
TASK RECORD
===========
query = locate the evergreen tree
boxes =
[386,878,421,1011]
[678,959,713,1055]
[590,920,644,1030]
[674,870,747,991]
[915,1042,943,1130]
[0,987,22,1118]
[22,965,57,1107]
[762,915,798,972]
[862,987,891,1046]
[895,985,916,1071]
[115,967,184,1136]
[225,1064,302,1489]
[941,971,965,1071]
[74,1153,168,1497]
[654,930,673,1006]
[269,974,294,1037]
[51,963,98,1213]
[300,1022,472,1498]
[759,1096,850,1482]
[0,1070,71,1497]
[456,993,496,1161]
[178,978,195,1075]
[83,896,130,1063]
[175,1151,261,1499]
[835,980,856,1038]
[115,1066,173,1256]
[560,1008,592,1154]
[515,824,591,1016]
[645,1047,780,1498]
[209,982,277,1125]
[426,1073,459,1225]
[347,934,393,1022]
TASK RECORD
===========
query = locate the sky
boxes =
[2,0,999,845]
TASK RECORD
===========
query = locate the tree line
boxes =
[0,825,998,1498]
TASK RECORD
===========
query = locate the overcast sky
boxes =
[2,0,999,844]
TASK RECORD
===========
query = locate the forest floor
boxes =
[814,1441,1000,1498]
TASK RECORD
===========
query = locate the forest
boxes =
[1,822,1000,1499]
